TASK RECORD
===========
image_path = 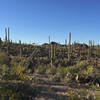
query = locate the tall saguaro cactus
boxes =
[49,36,51,59]
[54,45,56,59]
[49,36,50,44]
[88,40,92,58]
[5,28,7,42]
[8,27,10,43]
[50,44,53,67]
[97,44,100,56]
[19,40,22,58]
[69,32,71,50]
[65,39,67,48]
[48,36,53,67]
[68,32,71,61]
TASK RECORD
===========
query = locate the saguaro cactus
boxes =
[50,44,53,67]
[68,32,71,61]
[5,28,7,42]
[88,40,92,58]
[49,36,51,59]
[48,35,53,67]
[19,40,22,58]
[0,38,2,47]
[69,32,71,50]
[65,39,67,48]
[97,44,100,56]
[54,45,56,59]
[49,36,50,44]
[8,27,10,43]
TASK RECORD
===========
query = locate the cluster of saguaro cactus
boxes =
[5,27,10,54]
[68,32,71,61]
[5,27,10,43]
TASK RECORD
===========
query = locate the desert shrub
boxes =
[46,66,57,75]
[65,61,93,82]
[51,75,61,82]
[0,64,8,80]
[0,51,9,65]
[67,89,96,100]
[10,57,19,67]
[52,60,92,82]
[67,91,80,100]
[80,65,93,75]
[3,64,27,80]
[35,65,46,74]
[57,64,68,78]
[0,82,39,100]
[91,72,100,85]
[15,65,26,75]
[95,92,100,100]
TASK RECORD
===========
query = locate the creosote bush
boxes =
[0,51,9,65]
[35,65,46,74]
[0,82,39,100]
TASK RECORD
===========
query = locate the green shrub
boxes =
[47,66,57,75]
[2,64,27,80]
[57,64,68,78]
[95,92,100,100]
[0,82,39,100]
[0,51,9,65]
[10,57,19,67]
[67,89,96,100]
[0,64,8,80]
[35,65,46,74]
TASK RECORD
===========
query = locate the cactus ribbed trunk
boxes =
[97,44,100,56]
[5,28,7,43]
[68,32,71,61]
[54,45,56,59]
[7,45,9,54]
[65,39,67,48]
[8,27,10,43]
[49,36,51,59]
[50,44,53,67]
[88,40,92,58]
[19,40,22,58]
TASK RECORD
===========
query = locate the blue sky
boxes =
[0,0,100,44]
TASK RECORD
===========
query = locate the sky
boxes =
[0,0,100,44]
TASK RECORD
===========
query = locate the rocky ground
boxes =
[33,74,100,100]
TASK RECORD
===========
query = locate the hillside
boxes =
[0,32,99,99]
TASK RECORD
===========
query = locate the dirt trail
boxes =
[33,74,79,100]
